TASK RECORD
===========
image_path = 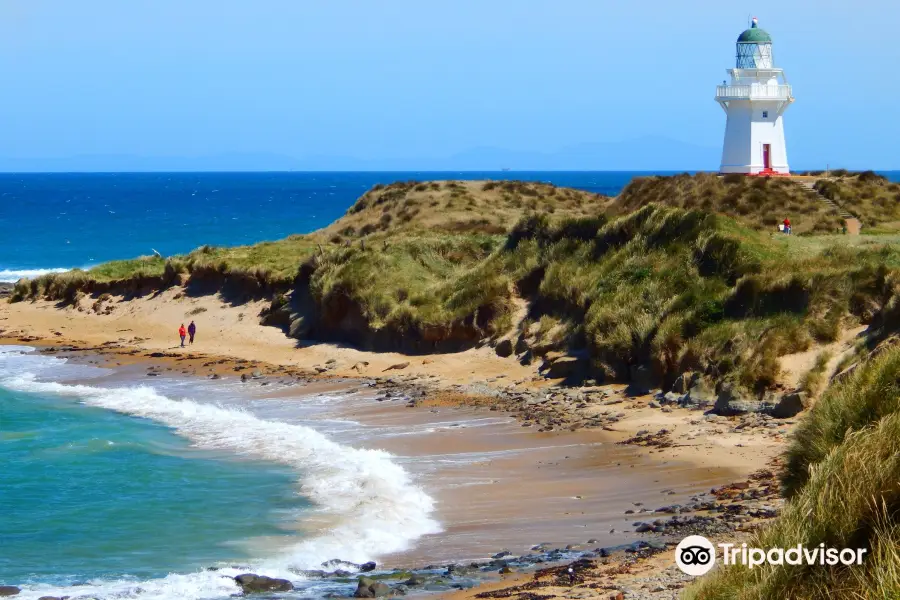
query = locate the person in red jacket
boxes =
[178,324,187,347]
[783,217,791,235]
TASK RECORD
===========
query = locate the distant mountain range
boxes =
[0,136,721,172]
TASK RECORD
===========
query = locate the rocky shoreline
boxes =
[118,469,777,600]
[100,464,775,600]
[0,312,793,600]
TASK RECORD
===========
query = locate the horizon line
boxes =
[0,168,886,175]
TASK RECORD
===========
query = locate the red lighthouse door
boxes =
[763,144,772,170]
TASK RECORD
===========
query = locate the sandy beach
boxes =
[0,288,805,598]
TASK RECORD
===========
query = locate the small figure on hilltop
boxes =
[783,217,792,235]
[188,321,196,345]
[179,323,187,347]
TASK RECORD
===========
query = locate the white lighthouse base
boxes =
[719,100,790,175]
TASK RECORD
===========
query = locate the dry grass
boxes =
[798,351,833,397]
[615,172,844,234]
[308,232,507,335]
[814,171,900,227]
[319,180,613,240]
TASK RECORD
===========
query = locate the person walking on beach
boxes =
[178,324,187,347]
[188,321,196,345]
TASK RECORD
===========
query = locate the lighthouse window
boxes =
[762,111,769,118]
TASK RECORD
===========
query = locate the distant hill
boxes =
[0,137,719,172]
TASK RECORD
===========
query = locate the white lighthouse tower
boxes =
[716,18,794,175]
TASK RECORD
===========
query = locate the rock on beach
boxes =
[233,573,293,594]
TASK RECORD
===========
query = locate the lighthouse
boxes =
[716,18,794,175]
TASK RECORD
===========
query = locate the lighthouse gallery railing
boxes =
[715,84,792,100]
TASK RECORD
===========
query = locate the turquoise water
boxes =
[0,347,440,599]
[0,385,306,585]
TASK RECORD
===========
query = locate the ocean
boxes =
[0,346,441,599]
[0,171,671,282]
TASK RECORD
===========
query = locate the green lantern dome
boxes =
[737,19,772,43]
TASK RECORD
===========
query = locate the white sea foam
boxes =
[0,349,441,599]
[0,267,72,282]
[14,570,244,600]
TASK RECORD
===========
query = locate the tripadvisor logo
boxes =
[676,535,716,576]
[675,535,869,576]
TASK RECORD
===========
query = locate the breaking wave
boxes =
[0,348,440,599]
[0,268,72,283]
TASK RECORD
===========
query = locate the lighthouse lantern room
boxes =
[716,18,794,175]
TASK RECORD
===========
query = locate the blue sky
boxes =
[0,0,897,169]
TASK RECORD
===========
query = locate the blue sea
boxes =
[0,171,674,282]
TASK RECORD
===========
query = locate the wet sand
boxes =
[285,388,739,567]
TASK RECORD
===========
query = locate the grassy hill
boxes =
[320,179,612,239]
[615,172,844,234]
[11,174,900,392]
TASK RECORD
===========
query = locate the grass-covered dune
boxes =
[320,179,613,239]
[619,170,900,235]
[686,345,900,599]
[12,175,900,395]
[617,172,849,234]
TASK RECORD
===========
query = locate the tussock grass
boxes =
[13,238,320,303]
[87,256,170,281]
[309,232,506,335]
[799,351,833,397]
[490,203,900,389]
[181,236,320,283]
[782,349,900,497]
[687,346,900,599]
[323,180,612,240]
[688,414,900,599]
[616,173,844,234]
